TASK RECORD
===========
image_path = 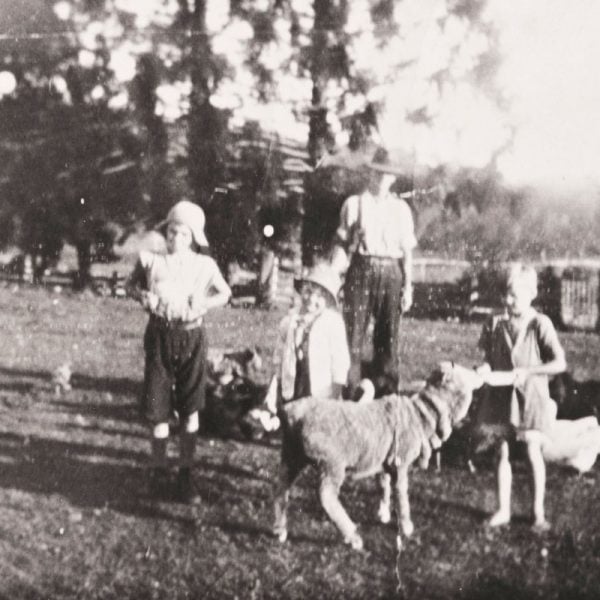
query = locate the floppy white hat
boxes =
[158,200,209,247]
[294,262,342,306]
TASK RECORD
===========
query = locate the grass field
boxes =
[1,285,600,599]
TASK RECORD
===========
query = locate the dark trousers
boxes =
[343,254,404,393]
[142,316,207,424]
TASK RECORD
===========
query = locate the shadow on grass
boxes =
[0,381,36,394]
[71,372,141,397]
[436,497,490,522]
[0,366,49,380]
[53,399,140,422]
[456,573,543,600]
[0,430,287,535]
[0,432,186,523]
[0,366,141,398]
[196,456,269,482]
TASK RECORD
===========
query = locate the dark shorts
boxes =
[142,316,207,424]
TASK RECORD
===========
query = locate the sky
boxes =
[4,0,598,194]
[487,0,600,192]
[368,0,600,194]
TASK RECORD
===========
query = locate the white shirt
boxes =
[131,250,229,325]
[336,191,417,258]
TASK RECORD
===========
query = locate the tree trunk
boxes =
[188,0,221,205]
[187,0,227,267]
[256,247,277,308]
[303,0,341,266]
[74,241,93,291]
[307,0,331,168]
[132,55,172,223]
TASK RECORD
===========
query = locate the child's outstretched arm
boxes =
[514,356,567,382]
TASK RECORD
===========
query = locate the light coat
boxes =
[275,308,350,401]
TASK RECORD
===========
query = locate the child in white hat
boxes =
[274,262,350,402]
[127,200,231,502]
[475,263,566,531]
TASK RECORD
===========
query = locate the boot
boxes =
[175,467,199,504]
[148,467,171,500]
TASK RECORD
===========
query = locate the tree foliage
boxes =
[0,0,594,284]
[0,0,145,286]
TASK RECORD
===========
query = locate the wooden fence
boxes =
[3,256,600,331]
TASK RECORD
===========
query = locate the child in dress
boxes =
[275,262,350,403]
[476,263,566,531]
[127,200,231,502]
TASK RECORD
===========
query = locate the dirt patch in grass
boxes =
[1,286,600,598]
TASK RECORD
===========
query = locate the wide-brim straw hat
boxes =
[366,146,407,176]
[294,263,342,307]
[157,200,209,247]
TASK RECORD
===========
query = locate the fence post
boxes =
[22,255,33,283]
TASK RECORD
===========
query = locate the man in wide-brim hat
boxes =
[332,146,417,397]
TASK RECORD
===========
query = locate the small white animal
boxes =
[52,363,72,396]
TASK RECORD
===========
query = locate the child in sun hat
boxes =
[127,200,231,502]
[274,261,350,403]
[475,263,566,531]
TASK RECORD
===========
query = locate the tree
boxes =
[0,0,145,286]
[130,53,176,225]
[297,0,510,263]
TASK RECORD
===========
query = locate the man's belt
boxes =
[355,254,402,263]
[149,313,203,331]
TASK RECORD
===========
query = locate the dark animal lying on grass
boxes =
[549,372,600,420]
[273,362,484,550]
[430,385,489,472]
[440,373,600,474]
[203,347,278,440]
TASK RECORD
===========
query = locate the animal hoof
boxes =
[377,504,391,524]
[401,519,414,538]
[345,532,364,551]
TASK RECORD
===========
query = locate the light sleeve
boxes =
[335,196,357,247]
[329,311,350,386]
[398,199,417,252]
[536,314,566,365]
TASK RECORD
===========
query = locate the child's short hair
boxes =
[507,263,538,298]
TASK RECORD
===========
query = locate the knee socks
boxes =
[180,411,199,468]
[150,413,199,469]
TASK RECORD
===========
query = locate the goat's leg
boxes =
[273,454,305,543]
[319,467,363,550]
[377,471,392,524]
[393,464,414,538]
